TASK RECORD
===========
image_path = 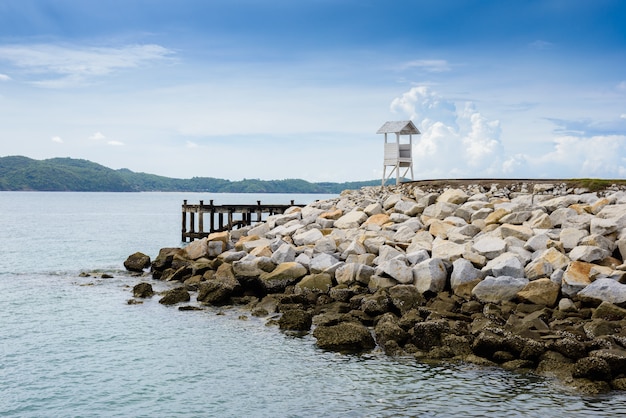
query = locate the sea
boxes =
[1,191,626,417]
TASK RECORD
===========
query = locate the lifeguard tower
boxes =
[377,120,420,186]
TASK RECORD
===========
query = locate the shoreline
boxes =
[125,180,626,395]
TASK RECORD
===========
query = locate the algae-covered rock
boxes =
[124,252,151,272]
[313,321,375,352]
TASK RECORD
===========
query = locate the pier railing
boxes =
[181,199,299,242]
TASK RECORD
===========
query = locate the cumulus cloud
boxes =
[89,132,106,141]
[0,43,174,87]
[390,86,503,178]
[390,86,626,179]
[0,73,10,81]
[51,136,63,143]
[537,135,626,178]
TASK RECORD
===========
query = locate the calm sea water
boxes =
[1,191,626,417]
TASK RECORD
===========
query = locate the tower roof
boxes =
[376,120,420,135]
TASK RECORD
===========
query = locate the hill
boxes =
[0,156,382,193]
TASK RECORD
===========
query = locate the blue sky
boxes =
[0,0,625,182]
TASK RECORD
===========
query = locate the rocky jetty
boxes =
[126,180,626,394]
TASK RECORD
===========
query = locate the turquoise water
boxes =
[1,192,626,417]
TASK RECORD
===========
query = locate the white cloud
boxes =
[621,114,626,119]
[51,136,63,143]
[536,135,626,178]
[617,81,626,92]
[89,132,106,141]
[390,86,503,177]
[107,140,124,146]
[186,141,199,148]
[390,86,626,179]
[0,43,174,87]
[0,73,10,81]
[399,60,450,73]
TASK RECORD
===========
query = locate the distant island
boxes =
[0,156,384,193]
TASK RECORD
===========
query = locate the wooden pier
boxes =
[181,199,299,242]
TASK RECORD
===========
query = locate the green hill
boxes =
[0,156,383,193]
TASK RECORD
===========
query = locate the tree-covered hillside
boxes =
[0,156,382,193]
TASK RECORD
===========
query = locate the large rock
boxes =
[437,188,469,205]
[313,321,376,351]
[472,236,507,260]
[158,286,190,305]
[394,200,423,216]
[471,276,529,303]
[561,261,593,297]
[536,247,571,271]
[197,263,241,304]
[560,228,588,251]
[314,236,337,254]
[278,309,313,331]
[569,245,610,263]
[124,252,151,272]
[524,258,554,280]
[499,224,533,242]
[270,243,296,264]
[431,238,465,262]
[334,210,368,229]
[293,228,324,246]
[310,253,342,274]
[132,282,154,298]
[413,258,447,294]
[388,284,424,315]
[335,263,375,286]
[233,255,274,277]
[294,273,333,295]
[259,262,308,293]
[483,253,525,278]
[381,258,414,284]
[516,278,560,307]
[451,258,484,299]
[577,278,626,306]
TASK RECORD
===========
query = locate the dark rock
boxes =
[590,349,626,376]
[151,247,180,272]
[398,309,423,330]
[361,290,391,316]
[593,301,626,321]
[278,309,313,331]
[388,284,425,315]
[158,287,190,305]
[178,305,203,311]
[167,266,193,282]
[551,337,587,360]
[472,329,507,358]
[197,263,241,305]
[132,282,154,298]
[441,334,473,357]
[412,320,450,351]
[124,252,151,272]
[374,314,408,349]
[573,357,612,381]
[313,321,376,352]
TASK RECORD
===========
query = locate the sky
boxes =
[0,0,625,182]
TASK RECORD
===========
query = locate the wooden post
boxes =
[198,200,204,235]
[210,200,215,233]
[182,200,188,242]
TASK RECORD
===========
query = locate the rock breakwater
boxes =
[126,180,626,394]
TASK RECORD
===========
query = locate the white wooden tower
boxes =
[377,120,420,186]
